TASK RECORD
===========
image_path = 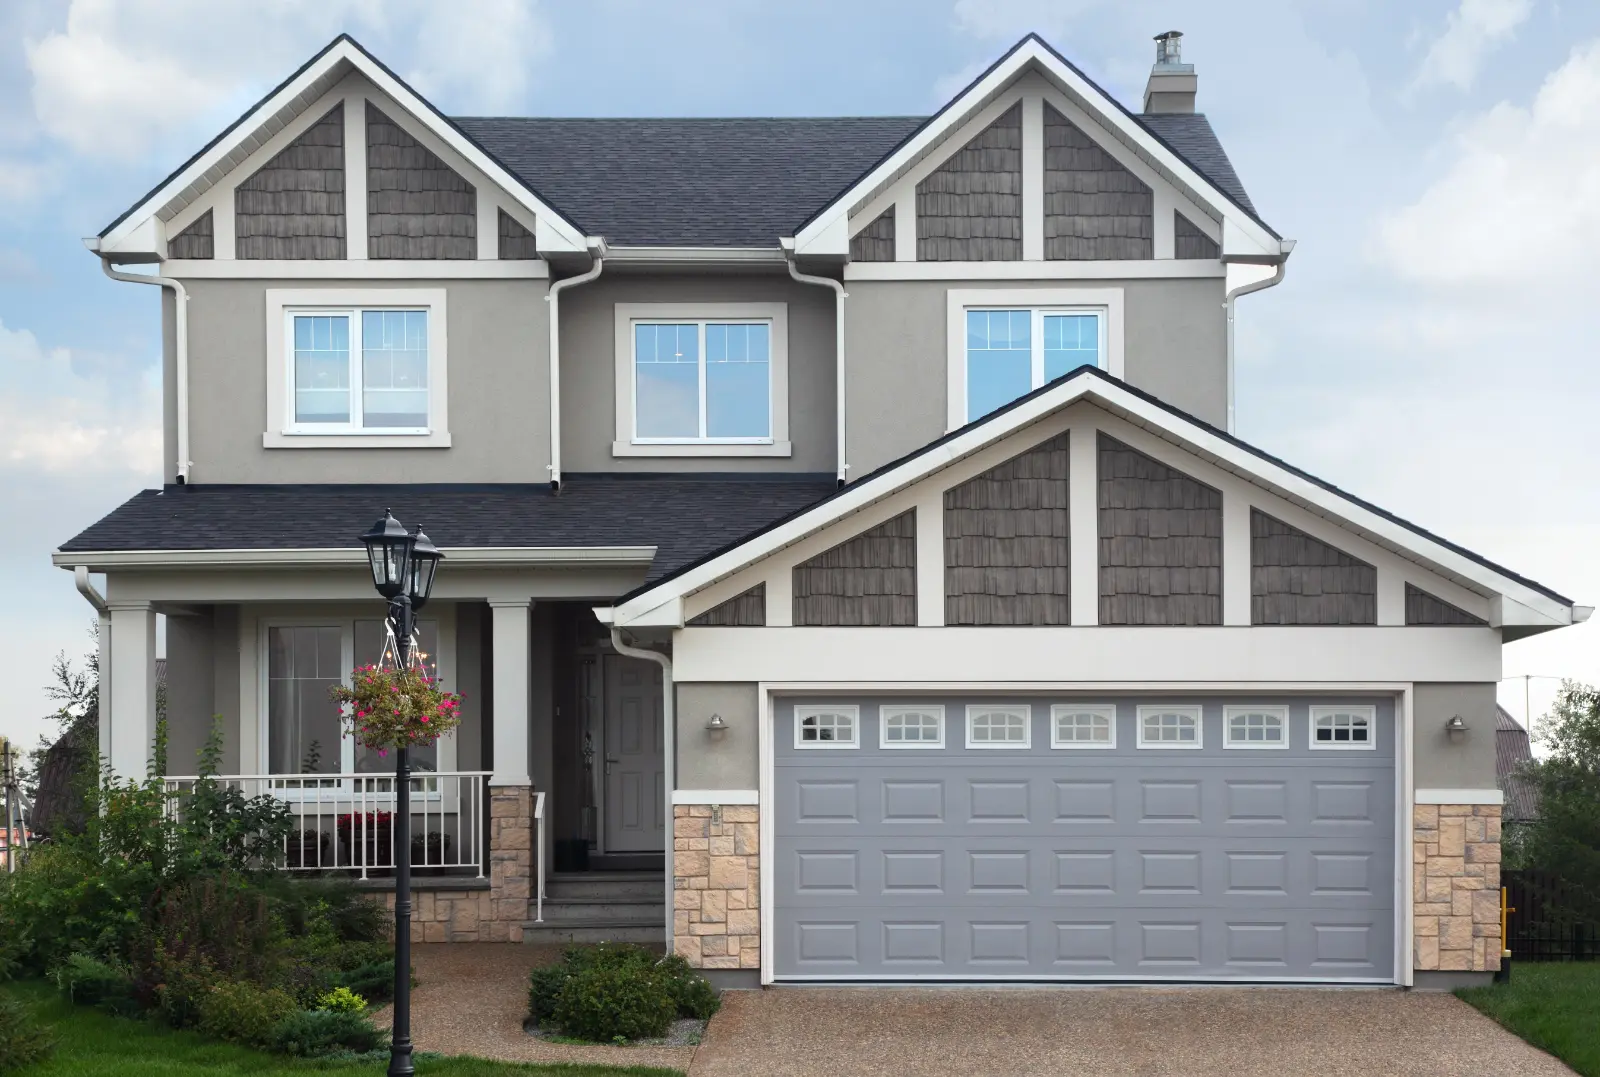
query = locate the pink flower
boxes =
[421,715,429,723]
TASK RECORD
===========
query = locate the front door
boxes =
[602,655,666,852]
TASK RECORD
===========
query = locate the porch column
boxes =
[106,601,157,779]
[483,598,534,942]
[488,599,532,787]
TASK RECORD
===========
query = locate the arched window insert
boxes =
[1224,707,1288,749]
[966,705,1031,749]
[1137,706,1203,749]
[881,706,945,749]
[1051,706,1117,749]
[794,705,859,749]
[1310,706,1376,750]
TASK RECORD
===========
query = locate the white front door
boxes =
[602,654,665,852]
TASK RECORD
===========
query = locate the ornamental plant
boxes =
[330,664,463,754]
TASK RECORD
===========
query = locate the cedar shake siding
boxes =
[850,208,895,262]
[1043,103,1153,261]
[1098,433,1222,625]
[1174,210,1220,260]
[235,103,345,260]
[1250,510,1376,625]
[916,103,1022,261]
[688,583,767,627]
[1406,583,1488,626]
[497,208,538,259]
[367,102,476,260]
[944,433,1070,626]
[168,208,214,259]
[793,511,917,626]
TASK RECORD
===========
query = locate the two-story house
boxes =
[59,31,1586,990]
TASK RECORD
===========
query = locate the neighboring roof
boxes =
[1496,706,1538,822]
[57,475,836,583]
[607,366,1574,622]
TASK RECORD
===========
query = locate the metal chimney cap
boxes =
[1154,30,1185,67]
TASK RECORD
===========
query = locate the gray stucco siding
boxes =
[175,277,550,483]
[676,682,759,789]
[844,277,1227,477]
[558,272,837,473]
[1413,683,1498,790]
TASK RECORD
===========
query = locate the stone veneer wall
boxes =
[673,804,760,969]
[374,785,534,943]
[1413,803,1502,973]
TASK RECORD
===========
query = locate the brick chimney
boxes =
[1143,31,1196,114]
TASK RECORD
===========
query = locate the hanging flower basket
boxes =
[331,664,463,754]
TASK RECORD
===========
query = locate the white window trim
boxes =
[1309,705,1379,751]
[264,288,450,448]
[965,704,1032,749]
[1136,704,1204,749]
[1222,705,1290,750]
[793,704,859,749]
[946,287,1124,430]
[1050,704,1117,749]
[613,301,791,457]
[879,704,945,750]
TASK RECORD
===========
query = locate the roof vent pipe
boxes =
[1144,30,1197,114]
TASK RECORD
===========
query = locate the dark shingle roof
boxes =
[1496,706,1538,823]
[58,475,836,583]
[453,112,1259,247]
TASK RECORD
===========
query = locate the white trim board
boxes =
[670,789,758,805]
[162,259,550,279]
[846,260,1224,281]
[54,546,656,571]
[1414,789,1504,805]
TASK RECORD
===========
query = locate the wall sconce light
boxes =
[1445,715,1468,742]
[705,713,728,739]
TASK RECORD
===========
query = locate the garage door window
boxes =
[1224,707,1288,749]
[881,706,944,749]
[1051,705,1116,749]
[966,705,1031,749]
[795,705,858,748]
[1137,706,1202,749]
[1310,706,1376,749]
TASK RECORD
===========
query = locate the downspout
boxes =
[73,567,112,769]
[786,257,848,486]
[1223,240,1294,434]
[608,626,675,952]
[545,253,605,491]
[100,259,191,483]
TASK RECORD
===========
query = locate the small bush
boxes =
[0,995,55,1072]
[197,981,297,1048]
[52,952,136,1015]
[269,1008,385,1057]
[658,953,722,1020]
[148,948,217,1030]
[316,986,367,1014]
[553,962,678,1043]
[529,943,720,1039]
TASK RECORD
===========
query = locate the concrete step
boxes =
[521,917,667,945]
[543,872,665,902]
[537,898,666,923]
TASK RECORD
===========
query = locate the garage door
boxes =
[772,696,1395,982]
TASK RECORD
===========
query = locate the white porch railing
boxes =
[161,771,491,879]
[533,790,545,923]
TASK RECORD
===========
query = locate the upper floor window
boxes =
[614,303,792,457]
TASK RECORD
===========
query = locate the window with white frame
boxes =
[1051,705,1116,749]
[1137,706,1203,748]
[266,618,444,777]
[880,705,944,749]
[1224,707,1288,749]
[1310,706,1376,749]
[964,307,1105,421]
[795,706,858,748]
[966,705,1031,748]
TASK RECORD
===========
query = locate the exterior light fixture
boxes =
[1446,715,1468,741]
[705,713,728,737]
[360,509,413,600]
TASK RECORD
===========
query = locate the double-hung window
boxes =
[965,307,1104,421]
[615,303,790,456]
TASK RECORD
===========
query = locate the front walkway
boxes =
[688,985,1575,1077]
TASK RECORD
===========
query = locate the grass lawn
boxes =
[1457,962,1600,1077]
[0,982,684,1077]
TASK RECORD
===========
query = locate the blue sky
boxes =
[2,0,1597,754]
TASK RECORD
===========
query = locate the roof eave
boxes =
[53,545,656,572]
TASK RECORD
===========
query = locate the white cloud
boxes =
[0,319,160,477]
[1378,38,1600,288]
[949,0,1103,43]
[0,156,49,201]
[404,0,551,115]
[1411,0,1533,93]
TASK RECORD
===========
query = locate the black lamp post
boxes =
[359,509,443,1077]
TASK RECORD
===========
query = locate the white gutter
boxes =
[545,253,605,491]
[786,256,848,485]
[100,258,191,483]
[608,627,675,952]
[52,545,656,572]
[1223,239,1295,434]
[73,566,108,613]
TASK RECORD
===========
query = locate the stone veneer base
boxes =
[1413,803,1502,974]
[672,803,760,970]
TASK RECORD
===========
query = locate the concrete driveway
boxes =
[690,986,1574,1077]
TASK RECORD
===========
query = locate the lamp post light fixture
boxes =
[358,509,443,1077]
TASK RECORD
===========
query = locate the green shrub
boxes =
[51,952,136,1015]
[197,981,297,1048]
[147,947,217,1030]
[0,995,54,1072]
[553,961,678,1042]
[528,943,720,1037]
[269,1008,385,1057]
[316,986,367,1014]
[657,952,722,1020]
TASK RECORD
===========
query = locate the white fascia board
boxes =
[792,38,1282,259]
[53,545,655,572]
[610,373,1573,627]
[102,38,589,256]
[612,596,684,628]
[1414,789,1504,806]
[100,216,165,260]
[1491,594,1573,629]
[605,246,787,266]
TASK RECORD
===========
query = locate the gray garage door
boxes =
[773,696,1395,982]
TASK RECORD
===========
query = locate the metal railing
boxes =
[161,771,491,879]
[533,790,546,923]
